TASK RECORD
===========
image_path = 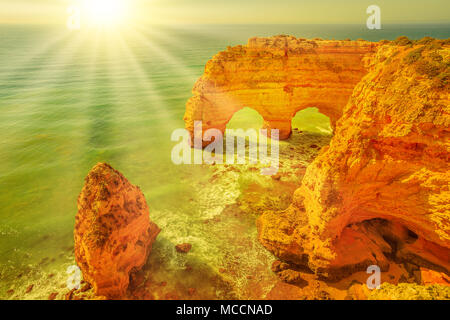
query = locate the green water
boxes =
[0,24,449,299]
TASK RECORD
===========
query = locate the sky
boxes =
[0,0,449,25]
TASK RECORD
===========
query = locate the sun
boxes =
[82,0,128,27]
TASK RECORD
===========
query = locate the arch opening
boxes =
[226,107,264,132]
[224,107,264,144]
[286,107,333,160]
[291,107,332,136]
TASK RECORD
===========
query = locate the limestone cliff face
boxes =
[184,36,378,144]
[74,163,160,298]
[257,39,450,279]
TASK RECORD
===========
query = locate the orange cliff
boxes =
[257,37,450,280]
[74,163,160,298]
[184,35,378,145]
[185,35,450,281]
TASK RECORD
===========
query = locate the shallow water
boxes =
[0,24,449,299]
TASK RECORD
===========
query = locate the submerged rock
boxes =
[175,243,192,253]
[48,292,58,300]
[25,284,33,294]
[74,163,160,298]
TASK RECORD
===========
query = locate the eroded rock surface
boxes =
[74,163,160,298]
[184,35,378,145]
[257,38,450,279]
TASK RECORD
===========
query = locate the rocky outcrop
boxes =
[74,163,160,298]
[368,283,450,300]
[184,35,378,145]
[257,38,450,279]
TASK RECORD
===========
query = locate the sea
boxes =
[0,23,449,299]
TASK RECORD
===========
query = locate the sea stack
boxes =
[74,163,160,298]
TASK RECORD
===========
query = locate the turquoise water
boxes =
[0,24,449,299]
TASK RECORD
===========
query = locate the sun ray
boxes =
[124,40,173,111]
[123,26,199,84]
[0,29,71,75]
[1,31,75,95]
[1,31,88,122]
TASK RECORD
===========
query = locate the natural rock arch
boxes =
[184,36,378,145]
[184,35,450,281]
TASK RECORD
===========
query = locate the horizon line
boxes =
[1,21,450,26]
